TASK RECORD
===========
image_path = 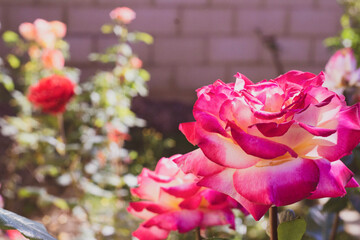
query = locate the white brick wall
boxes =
[0,0,344,102]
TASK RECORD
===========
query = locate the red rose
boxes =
[28,75,75,114]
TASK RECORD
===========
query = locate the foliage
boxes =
[0,208,56,240]
[0,13,156,239]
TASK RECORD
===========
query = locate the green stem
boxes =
[329,212,340,240]
[57,113,66,144]
[195,227,202,240]
[269,206,278,240]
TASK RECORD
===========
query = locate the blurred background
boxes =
[0,0,342,103]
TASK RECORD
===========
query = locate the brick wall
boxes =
[0,0,343,103]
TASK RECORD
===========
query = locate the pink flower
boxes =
[50,21,66,38]
[128,155,245,240]
[41,49,65,69]
[175,71,360,220]
[324,48,360,94]
[130,56,143,69]
[6,230,27,240]
[109,7,136,24]
[19,22,36,41]
[18,19,66,48]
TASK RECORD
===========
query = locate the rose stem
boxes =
[195,227,202,240]
[269,206,278,240]
[57,113,66,144]
[329,212,340,240]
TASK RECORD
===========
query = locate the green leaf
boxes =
[134,32,154,44]
[7,54,21,69]
[278,218,306,240]
[139,69,150,81]
[101,24,113,34]
[2,31,19,43]
[0,208,56,240]
[323,197,348,212]
[0,75,15,91]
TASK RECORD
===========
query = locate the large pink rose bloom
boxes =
[175,71,360,220]
[324,48,360,94]
[128,155,245,240]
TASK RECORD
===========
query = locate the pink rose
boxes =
[41,49,65,69]
[18,19,66,48]
[128,155,245,240]
[324,48,360,94]
[50,21,66,38]
[175,71,360,220]
[109,7,136,24]
[19,22,36,41]
[130,56,143,69]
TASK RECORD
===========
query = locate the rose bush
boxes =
[128,155,246,240]
[28,75,75,114]
[175,70,360,220]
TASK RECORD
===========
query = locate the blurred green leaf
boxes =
[0,75,14,91]
[2,31,19,43]
[278,218,306,240]
[0,208,56,240]
[139,69,150,81]
[53,199,69,210]
[7,54,21,69]
[134,32,154,44]
[101,24,113,34]
[323,197,348,212]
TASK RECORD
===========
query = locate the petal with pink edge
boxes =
[129,201,171,214]
[143,210,203,233]
[346,178,359,188]
[133,225,170,240]
[229,122,298,159]
[308,159,356,199]
[173,149,225,176]
[162,182,201,198]
[233,158,319,206]
[179,122,198,145]
[197,127,259,169]
[198,169,270,220]
[318,104,360,161]
[250,121,294,137]
[201,209,235,229]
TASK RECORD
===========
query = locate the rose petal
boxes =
[308,159,356,199]
[250,121,295,137]
[143,210,203,233]
[173,149,225,176]
[233,158,319,206]
[198,169,270,220]
[229,122,298,159]
[133,225,170,240]
[318,104,360,161]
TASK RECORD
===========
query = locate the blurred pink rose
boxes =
[128,155,245,240]
[19,19,66,48]
[110,7,136,24]
[19,22,36,41]
[130,56,143,69]
[175,71,360,220]
[324,48,360,94]
[41,49,65,69]
[50,21,66,38]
